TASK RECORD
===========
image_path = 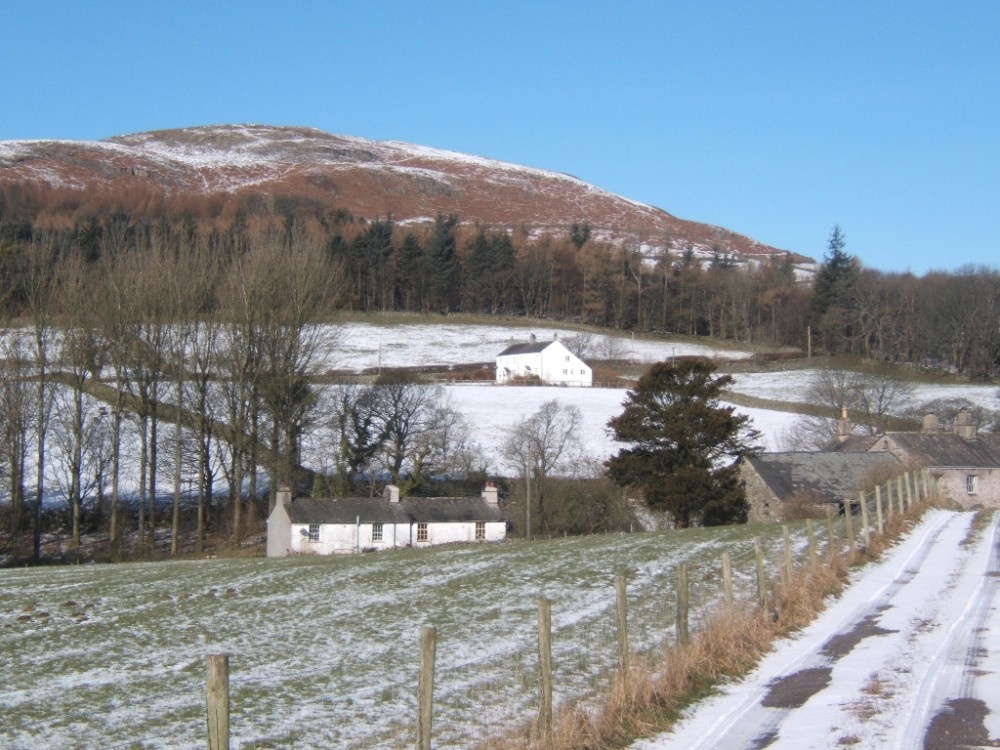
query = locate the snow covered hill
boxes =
[0,124,812,266]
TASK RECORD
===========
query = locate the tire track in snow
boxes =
[901,512,1000,750]
[633,510,973,750]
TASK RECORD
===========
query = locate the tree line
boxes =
[2,195,997,376]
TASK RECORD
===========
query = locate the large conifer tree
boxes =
[606,359,760,527]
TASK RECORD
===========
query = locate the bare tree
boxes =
[0,333,33,534]
[54,253,107,546]
[369,375,445,491]
[501,400,584,538]
[22,236,61,561]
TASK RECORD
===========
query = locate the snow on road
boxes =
[632,509,1000,750]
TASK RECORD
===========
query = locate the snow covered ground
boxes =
[325,321,753,372]
[0,522,802,749]
[633,509,1000,750]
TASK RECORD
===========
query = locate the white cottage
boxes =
[496,334,592,386]
[266,484,507,557]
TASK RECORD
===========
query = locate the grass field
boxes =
[0,521,823,749]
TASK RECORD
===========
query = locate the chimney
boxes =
[276,485,292,508]
[384,484,400,503]
[835,406,851,443]
[482,481,499,505]
[954,409,978,441]
[921,413,940,433]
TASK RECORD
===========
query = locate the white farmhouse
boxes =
[496,334,592,386]
[266,483,507,557]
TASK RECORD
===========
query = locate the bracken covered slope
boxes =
[0,124,811,264]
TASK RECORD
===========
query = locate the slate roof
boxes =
[496,341,553,357]
[746,451,902,504]
[877,432,1000,468]
[828,428,1000,469]
[283,496,506,525]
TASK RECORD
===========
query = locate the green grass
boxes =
[0,520,835,749]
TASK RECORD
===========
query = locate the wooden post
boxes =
[615,572,630,682]
[754,537,768,609]
[676,562,690,646]
[537,598,553,743]
[844,499,854,553]
[897,475,906,514]
[206,654,229,750]
[825,505,836,556]
[806,519,817,565]
[875,486,884,534]
[721,551,734,611]
[885,481,894,519]
[859,491,870,547]
[418,626,436,750]
[922,469,929,500]
[905,472,914,509]
[782,525,794,583]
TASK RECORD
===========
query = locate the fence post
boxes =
[825,505,836,556]
[806,519,817,566]
[875,486,884,534]
[418,626,436,750]
[537,598,553,743]
[676,562,690,646]
[615,571,630,682]
[754,537,768,609]
[206,654,229,750]
[905,472,914,509]
[922,469,929,500]
[781,525,794,583]
[721,551,734,611]
[885,481,894,519]
[859,491,870,547]
[843,499,854,553]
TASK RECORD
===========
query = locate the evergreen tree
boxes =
[396,231,426,311]
[606,359,760,527]
[808,225,859,354]
[463,228,515,313]
[426,214,459,313]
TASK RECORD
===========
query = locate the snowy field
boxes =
[324,321,753,372]
[729,370,1000,412]
[1,521,809,749]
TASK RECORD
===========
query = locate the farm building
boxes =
[742,451,901,523]
[830,410,1000,510]
[496,334,592,386]
[266,483,507,557]
[744,409,1000,521]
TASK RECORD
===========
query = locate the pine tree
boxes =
[426,214,459,314]
[808,225,859,354]
[606,359,760,527]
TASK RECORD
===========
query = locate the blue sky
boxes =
[3,1,998,273]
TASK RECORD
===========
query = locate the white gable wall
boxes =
[496,340,592,386]
[266,503,293,557]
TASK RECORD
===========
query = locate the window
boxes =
[565,355,570,362]
[417,523,428,542]
[372,522,384,542]
[307,523,320,542]
[967,475,978,494]
[475,522,486,540]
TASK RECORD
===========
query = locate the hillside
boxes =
[0,124,812,266]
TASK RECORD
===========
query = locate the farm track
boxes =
[633,509,1000,750]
